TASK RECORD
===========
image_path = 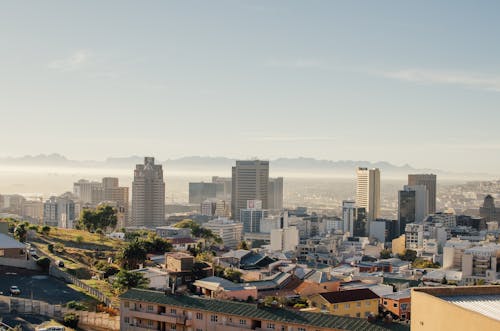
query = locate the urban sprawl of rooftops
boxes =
[0,158,499,331]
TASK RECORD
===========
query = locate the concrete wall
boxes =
[0,256,40,270]
[411,287,500,331]
[0,295,120,330]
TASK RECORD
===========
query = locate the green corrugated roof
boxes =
[120,289,407,331]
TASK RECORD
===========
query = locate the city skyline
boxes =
[1,1,500,173]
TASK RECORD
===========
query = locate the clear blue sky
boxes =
[1,1,499,173]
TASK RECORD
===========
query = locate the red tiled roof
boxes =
[320,288,379,303]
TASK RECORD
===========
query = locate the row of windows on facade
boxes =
[313,300,372,310]
[124,317,307,331]
[382,301,409,311]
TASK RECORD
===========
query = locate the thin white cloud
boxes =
[249,136,336,142]
[265,58,324,69]
[48,49,93,71]
[383,68,500,92]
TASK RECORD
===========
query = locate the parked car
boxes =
[56,260,65,267]
[10,286,21,295]
[29,248,37,255]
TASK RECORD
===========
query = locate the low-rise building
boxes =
[0,233,26,259]
[380,289,411,320]
[309,288,380,318]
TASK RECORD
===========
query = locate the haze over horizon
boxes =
[1,1,499,173]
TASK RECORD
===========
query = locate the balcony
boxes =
[127,310,191,325]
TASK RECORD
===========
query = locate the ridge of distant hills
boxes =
[0,153,435,174]
[0,153,495,179]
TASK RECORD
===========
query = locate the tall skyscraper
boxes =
[131,157,165,228]
[231,160,269,221]
[398,185,428,235]
[356,167,380,222]
[268,177,284,210]
[408,174,437,214]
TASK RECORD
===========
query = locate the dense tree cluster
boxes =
[79,205,117,232]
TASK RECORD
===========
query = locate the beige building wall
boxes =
[411,287,500,331]
[392,235,406,256]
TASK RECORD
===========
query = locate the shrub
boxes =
[63,313,79,328]
[36,257,51,271]
[47,243,54,253]
[97,304,119,316]
[76,235,84,244]
[66,300,87,311]
[41,225,51,235]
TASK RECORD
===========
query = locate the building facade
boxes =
[231,160,269,221]
[131,157,165,228]
[408,174,437,214]
[267,177,284,211]
[356,167,380,223]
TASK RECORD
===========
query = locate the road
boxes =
[0,266,89,304]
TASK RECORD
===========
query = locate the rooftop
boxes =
[440,294,500,322]
[319,288,380,304]
[413,286,500,322]
[0,233,26,249]
[120,288,401,331]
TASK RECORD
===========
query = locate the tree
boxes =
[399,249,417,262]
[119,240,147,270]
[79,204,117,232]
[63,313,79,328]
[223,268,242,283]
[14,224,27,243]
[76,235,84,244]
[380,249,392,259]
[41,225,51,235]
[36,257,51,271]
[113,270,149,293]
[139,236,173,254]
[237,241,249,250]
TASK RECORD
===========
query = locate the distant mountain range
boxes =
[0,153,442,176]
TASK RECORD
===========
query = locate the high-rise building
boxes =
[268,177,284,210]
[102,177,129,228]
[240,200,268,233]
[43,194,76,228]
[188,182,218,204]
[408,174,437,214]
[212,176,232,200]
[73,179,103,204]
[342,200,356,234]
[355,167,380,222]
[131,157,165,228]
[479,195,499,224]
[231,160,269,221]
[398,185,428,235]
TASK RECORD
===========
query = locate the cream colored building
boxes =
[356,167,380,222]
[411,286,500,331]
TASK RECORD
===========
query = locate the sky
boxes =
[1,1,499,174]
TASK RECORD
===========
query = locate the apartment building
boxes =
[120,288,388,331]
